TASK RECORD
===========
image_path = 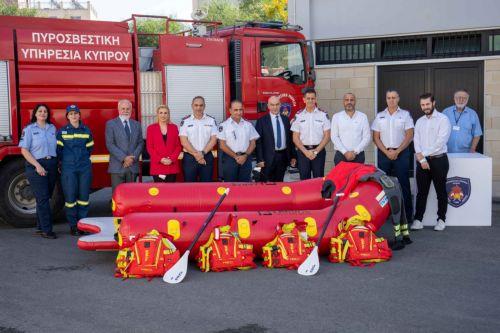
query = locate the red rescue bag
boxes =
[262,222,315,270]
[115,229,180,279]
[197,224,256,272]
[329,225,392,266]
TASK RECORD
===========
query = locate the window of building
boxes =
[433,33,481,57]
[382,38,426,59]
[316,29,498,65]
[316,41,375,65]
[71,16,82,20]
[489,33,500,53]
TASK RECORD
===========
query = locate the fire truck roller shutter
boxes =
[165,65,226,126]
[0,61,11,141]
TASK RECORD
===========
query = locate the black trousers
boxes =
[377,148,413,222]
[261,150,288,182]
[25,158,58,233]
[182,152,214,182]
[334,151,365,165]
[414,155,449,222]
[297,149,326,180]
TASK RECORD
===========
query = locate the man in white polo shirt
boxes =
[372,89,414,227]
[330,92,371,165]
[411,93,451,231]
[218,100,260,182]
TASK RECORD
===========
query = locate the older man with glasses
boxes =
[442,89,483,153]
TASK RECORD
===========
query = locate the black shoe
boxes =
[34,229,43,235]
[41,231,57,239]
[390,239,405,251]
[403,236,413,245]
[70,226,79,236]
[70,226,87,236]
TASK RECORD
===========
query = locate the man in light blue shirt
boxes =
[442,89,482,153]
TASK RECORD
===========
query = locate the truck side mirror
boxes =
[257,101,267,113]
[309,69,316,82]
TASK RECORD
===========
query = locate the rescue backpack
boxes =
[329,225,392,266]
[197,224,256,272]
[262,222,315,270]
[115,229,180,279]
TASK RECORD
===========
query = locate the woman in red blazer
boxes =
[146,105,182,182]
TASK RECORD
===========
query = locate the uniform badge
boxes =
[218,125,223,132]
[21,130,25,139]
[280,103,292,118]
[180,120,184,126]
[446,177,471,208]
[62,131,67,134]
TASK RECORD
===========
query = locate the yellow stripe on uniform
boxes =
[57,140,64,146]
[77,200,89,206]
[65,201,77,208]
[61,133,90,139]
[86,140,94,147]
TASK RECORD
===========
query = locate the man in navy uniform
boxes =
[179,96,218,182]
[218,100,260,182]
[372,89,414,227]
[291,88,330,180]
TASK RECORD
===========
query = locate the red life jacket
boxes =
[115,229,180,279]
[329,225,392,266]
[262,222,315,270]
[197,225,256,272]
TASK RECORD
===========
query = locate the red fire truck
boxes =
[0,15,315,227]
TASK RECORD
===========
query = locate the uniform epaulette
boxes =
[206,114,215,119]
[181,115,190,120]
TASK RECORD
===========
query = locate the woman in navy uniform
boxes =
[56,105,94,236]
[19,104,58,239]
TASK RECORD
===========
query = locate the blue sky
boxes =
[92,0,193,21]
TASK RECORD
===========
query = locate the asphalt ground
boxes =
[1,188,499,333]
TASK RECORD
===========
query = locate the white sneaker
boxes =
[410,220,424,230]
[434,219,446,231]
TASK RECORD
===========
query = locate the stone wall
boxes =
[485,59,500,180]
[315,66,377,172]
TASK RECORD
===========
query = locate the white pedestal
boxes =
[416,153,492,226]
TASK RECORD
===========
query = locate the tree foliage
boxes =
[131,18,186,47]
[0,3,37,16]
[204,0,288,26]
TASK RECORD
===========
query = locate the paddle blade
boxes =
[297,246,320,276]
[163,250,190,284]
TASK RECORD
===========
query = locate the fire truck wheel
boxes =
[0,159,64,228]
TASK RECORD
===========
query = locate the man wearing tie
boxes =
[255,96,296,182]
[105,99,144,193]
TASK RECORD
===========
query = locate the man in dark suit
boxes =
[255,96,296,182]
[105,99,144,193]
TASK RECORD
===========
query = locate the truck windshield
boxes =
[260,42,306,84]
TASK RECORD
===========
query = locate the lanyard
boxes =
[454,108,465,125]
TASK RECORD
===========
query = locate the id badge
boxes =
[452,125,460,131]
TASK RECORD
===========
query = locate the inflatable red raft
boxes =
[77,163,392,255]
